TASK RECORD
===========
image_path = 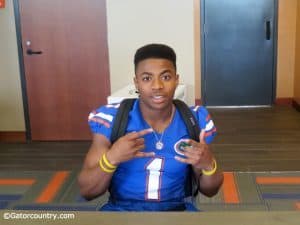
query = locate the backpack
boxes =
[110,98,200,197]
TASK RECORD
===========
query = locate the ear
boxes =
[175,74,179,86]
[133,76,138,90]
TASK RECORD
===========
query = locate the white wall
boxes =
[106,0,195,105]
[0,0,25,131]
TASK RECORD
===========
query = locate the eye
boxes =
[142,75,152,81]
[161,74,171,81]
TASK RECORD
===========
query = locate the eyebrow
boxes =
[140,69,172,76]
[140,72,152,76]
[160,69,172,75]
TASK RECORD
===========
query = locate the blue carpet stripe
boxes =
[0,201,10,209]
[0,194,23,201]
[262,193,300,199]
[13,205,98,211]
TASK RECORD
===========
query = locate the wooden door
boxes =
[18,0,110,140]
[201,0,276,106]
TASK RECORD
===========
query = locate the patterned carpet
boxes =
[0,171,299,211]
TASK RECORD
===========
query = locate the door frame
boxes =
[200,0,278,106]
[13,0,31,141]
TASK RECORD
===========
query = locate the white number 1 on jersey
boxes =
[145,158,164,200]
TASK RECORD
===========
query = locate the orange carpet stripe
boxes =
[0,179,35,185]
[35,171,69,203]
[256,177,300,184]
[222,172,240,204]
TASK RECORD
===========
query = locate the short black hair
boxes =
[134,43,177,72]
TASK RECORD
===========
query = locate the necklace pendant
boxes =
[155,141,164,150]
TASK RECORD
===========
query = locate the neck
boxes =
[139,102,175,133]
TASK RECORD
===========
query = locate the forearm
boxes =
[197,170,223,197]
[78,164,113,200]
[78,140,116,200]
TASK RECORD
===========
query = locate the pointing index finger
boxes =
[137,128,153,137]
[128,128,153,140]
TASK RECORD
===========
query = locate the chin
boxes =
[150,101,173,111]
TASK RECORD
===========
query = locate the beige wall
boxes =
[106,0,195,105]
[0,0,299,131]
[294,0,300,104]
[0,0,25,131]
[277,0,297,98]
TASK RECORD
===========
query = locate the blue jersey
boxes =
[88,99,216,211]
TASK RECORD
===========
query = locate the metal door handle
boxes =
[27,49,43,55]
[266,21,271,40]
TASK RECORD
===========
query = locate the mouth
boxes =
[151,95,166,104]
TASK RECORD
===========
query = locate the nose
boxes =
[152,78,163,90]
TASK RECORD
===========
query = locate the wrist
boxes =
[203,159,215,171]
[201,159,217,176]
[98,152,117,173]
[105,151,119,166]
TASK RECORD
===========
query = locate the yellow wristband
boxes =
[102,153,117,169]
[202,159,217,176]
[99,157,115,173]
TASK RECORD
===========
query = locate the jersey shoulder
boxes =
[189,105,217,144]
[88,103,121,139]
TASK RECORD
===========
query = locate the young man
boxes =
[78,44,223,211]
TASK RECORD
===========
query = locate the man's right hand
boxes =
[106,128,155,166]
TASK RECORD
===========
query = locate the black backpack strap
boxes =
[173,99,200,142]
[173,99,201,197]
[110,98,136,144]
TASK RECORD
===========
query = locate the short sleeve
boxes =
[88,104,119,141]
[190,105,217,144]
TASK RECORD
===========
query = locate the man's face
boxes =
[134,58,179,110]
